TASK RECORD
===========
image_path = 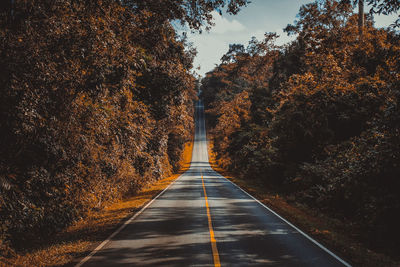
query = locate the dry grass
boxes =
[207,141,399,267]
[0,141,193,267]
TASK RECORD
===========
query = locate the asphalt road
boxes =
[77,100,350,267]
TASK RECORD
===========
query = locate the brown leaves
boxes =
[0,0,196,253]
[202,0,400,254]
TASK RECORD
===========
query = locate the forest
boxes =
[1,0,400,265]
[0,0,249,256]
[202,0,400,258]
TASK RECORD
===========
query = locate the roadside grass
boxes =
[207,141,399,267]
[0,142,193,267]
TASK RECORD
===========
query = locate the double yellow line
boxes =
[201,172,221,267]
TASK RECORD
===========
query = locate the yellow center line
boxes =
[201,171,221,267]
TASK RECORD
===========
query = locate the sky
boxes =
[184,0,399,77]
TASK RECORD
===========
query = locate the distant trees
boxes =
[203,0,400,255]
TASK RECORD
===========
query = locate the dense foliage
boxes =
[202,0,400,253]
[0,0,249,254]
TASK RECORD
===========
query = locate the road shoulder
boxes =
[207,141,399,267]
[0,142,193,267]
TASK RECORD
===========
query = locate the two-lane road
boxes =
[77,100,350,266]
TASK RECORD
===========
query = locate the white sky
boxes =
[183,0,399,77]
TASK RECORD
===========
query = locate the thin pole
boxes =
[358,0,364,38]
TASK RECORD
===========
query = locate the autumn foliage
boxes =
[0,0,203,254]
[202,0,400,255]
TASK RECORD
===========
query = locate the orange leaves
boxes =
[0,0,198,253]
[201,2,400,261]
[210,91,251,163]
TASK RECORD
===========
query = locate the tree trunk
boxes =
[358,0,364,38]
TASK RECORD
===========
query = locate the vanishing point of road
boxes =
[76,100,351,266]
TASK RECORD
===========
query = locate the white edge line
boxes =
[213,170,352,267]
[75,174,182,267]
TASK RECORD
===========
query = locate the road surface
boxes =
[77,100,350,266]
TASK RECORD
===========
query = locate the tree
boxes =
[0,0,200,253]
[202,0,400,259]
